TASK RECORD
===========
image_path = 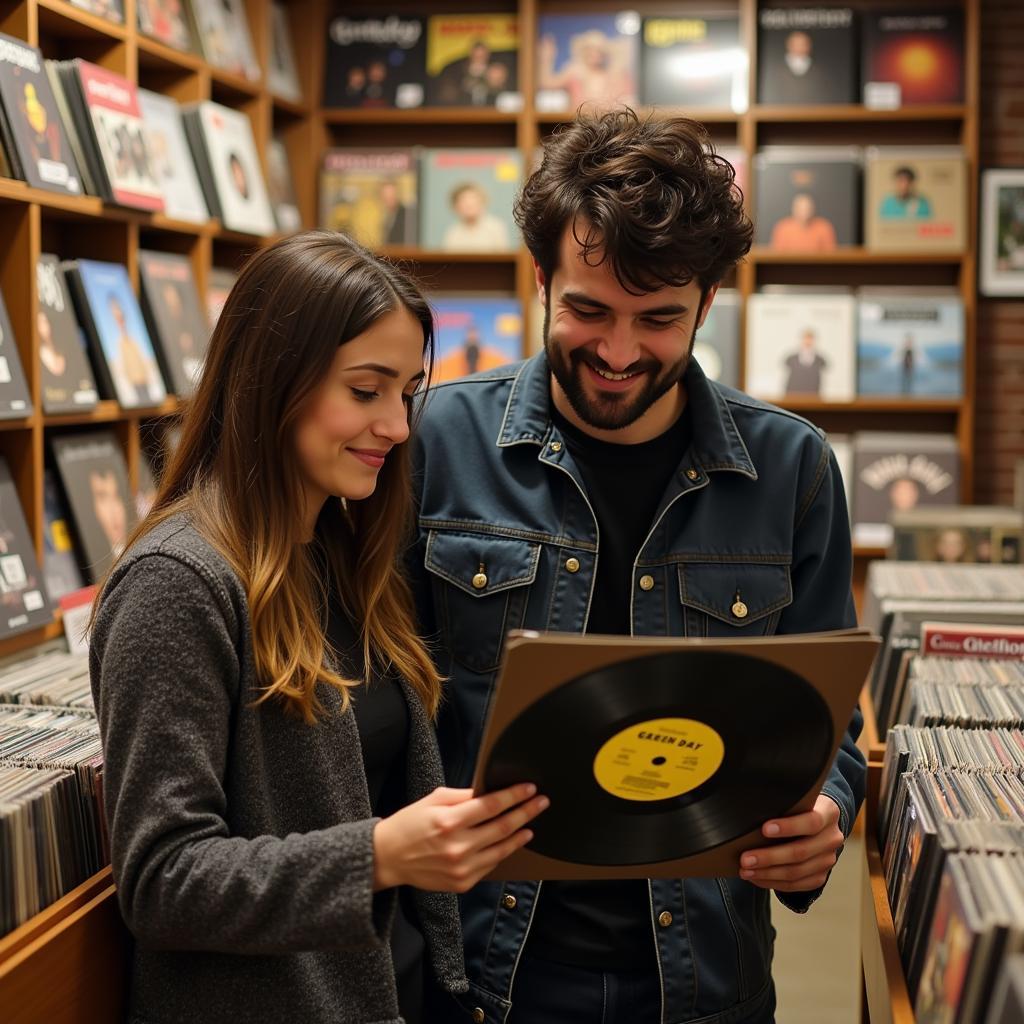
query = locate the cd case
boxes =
[473,628,879,880]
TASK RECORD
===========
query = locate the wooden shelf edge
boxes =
[135,34,204,73]
[0,866,112,964]
[754,103,966,123]
[36,0,127,41]
[749,248,965,265]
[323,106,519,125]
[777,399,964,414]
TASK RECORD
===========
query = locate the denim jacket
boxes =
[409,353,866,1024]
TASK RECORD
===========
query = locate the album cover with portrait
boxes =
[431,295,522,382]
[191,0,260,82]
[51,431,135,583]
[64,258,167,410]
[0,33,82,196]
[426,13,519,109]
[864,146,966,253]
[183,101,275,237]
[268,4,302,103]
[754,146,862,250]
[641,14,747,112]
[472,629,878,879]
[716,144,748,203]
[692,289,739,390]
[323,14,427,109]
[745,291,857,402]
[420,147,521,252]
[857,288,963,398]
[319,147,418,247]
[0,457,52,639]
[58,59,164,211]
[136,89,208,224]
[535,12,640,112]
[862,9,964,107]
[851,431,960,549]
[266,137,302,234]
[205,267,237,329]
[137,0,195,53]
[42,468,85,603]
[68,0,123,23]
[36,254,99,415]
[138,249,210,398]
[757,7,857,105]
[0,289,31,418]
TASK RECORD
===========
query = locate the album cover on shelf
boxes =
[857,288,964,398]
[535,12,640,113]
[864,146,966,253]
[322,15,427,109]
[757,7,858,105]
[829,433,854,517]
[51,431,135,583]
[918,620,1024,660]
[135,451,158,520]
[641,14,747,112]
[754,147,862,251]
[266,137,301,233]
[862,9,964,108]
[136,89,208,224]
[472,629,878,880]
[0,33,82,196]
[851,432,960,549]
[889,506,1023,565]
[419,147,521,252]
[64,258,167,409]
[0,289,31,418]
[137,250,209,398]
[206,267,237,329]
[68,0,123,24]
[192,0,260,82]
[745,291,857,402]
[425,13,519,109]
[268,3,302,103]
[36,254,99,415]
[716,144,748,202]
[183,101,275,237]
[57,59,163,211]
[431,295,522,382]
[0,457,52,639]
[692,288,739,389]
[42,468,85,603]
[137,0,195,53]
[319,148,418,246]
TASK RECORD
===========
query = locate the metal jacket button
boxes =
[732,600,748,619]
[658,910,673,927]
[685,468,699,481]
[472,1009,485,1023]
[502,893,517,909]
[565,557,580,573]
[550,441,562,452]
[639,574,655,591]
[472,572,488,590]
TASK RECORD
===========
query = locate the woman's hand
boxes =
[373,784,549,893]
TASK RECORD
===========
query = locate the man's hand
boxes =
[738,795,844,894]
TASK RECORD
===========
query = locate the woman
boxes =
[89,232,547,1024]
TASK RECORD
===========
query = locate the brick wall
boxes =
[977,0,1024,504]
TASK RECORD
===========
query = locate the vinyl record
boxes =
[482,649,834,865]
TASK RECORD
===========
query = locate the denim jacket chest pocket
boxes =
[424,530,540,674]
[677,560,793,638]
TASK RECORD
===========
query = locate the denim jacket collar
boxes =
[497,352,758,480]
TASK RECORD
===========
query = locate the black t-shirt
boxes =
[525,402,693,970]
[325,586,425,1023]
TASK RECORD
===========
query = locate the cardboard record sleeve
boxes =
[472,629,879,880]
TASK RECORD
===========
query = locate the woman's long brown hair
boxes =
[97,231,442,721]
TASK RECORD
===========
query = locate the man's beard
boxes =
[543,302,697,432]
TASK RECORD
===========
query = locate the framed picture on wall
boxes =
[980,168,1024,297]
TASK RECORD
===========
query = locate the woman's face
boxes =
[293,306,425,507]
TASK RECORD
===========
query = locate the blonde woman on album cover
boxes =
[89,232,547,1024]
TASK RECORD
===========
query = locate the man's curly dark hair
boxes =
[514,109,753,295]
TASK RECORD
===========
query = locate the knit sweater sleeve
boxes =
[90,552,394,955]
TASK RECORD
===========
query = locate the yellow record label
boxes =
[593,717,725,802]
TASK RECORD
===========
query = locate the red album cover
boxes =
[862,10,964,106]
[920,621,1024,660]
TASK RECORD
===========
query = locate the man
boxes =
[880,166,932,219]
[783,328,828,394]
[410,110,864,1024]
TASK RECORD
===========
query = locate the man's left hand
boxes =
[738,795,844,893]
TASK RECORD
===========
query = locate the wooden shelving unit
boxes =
[0,1,979,1020]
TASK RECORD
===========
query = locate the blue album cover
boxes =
[857,291,963,397]
[75,260,166,408]
[535,12,640,111]
[431,297,522,382]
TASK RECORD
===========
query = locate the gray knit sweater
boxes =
[89,516,467,1024]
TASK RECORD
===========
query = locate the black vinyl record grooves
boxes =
[481,650,834,866]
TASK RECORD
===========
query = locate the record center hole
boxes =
[651,756,667,766]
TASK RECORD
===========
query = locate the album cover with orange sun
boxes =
[862,9,964,107]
